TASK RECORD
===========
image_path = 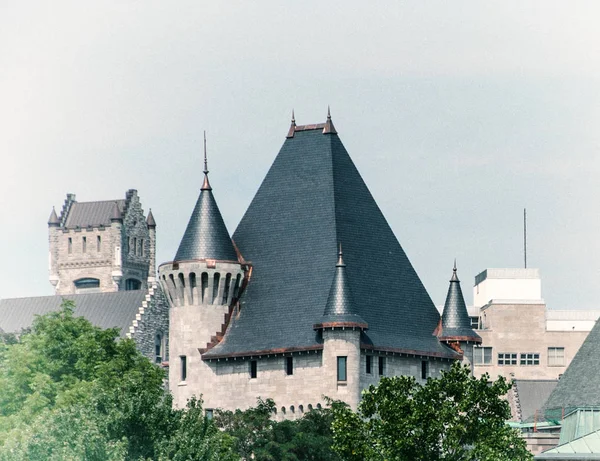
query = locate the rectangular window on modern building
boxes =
[473,346,492,365]
[497,353,518,366]
[286,357,293,375]
[548,347,565,367]
[337,356,347,381]
[520,353,540,366]
[378,356,385,376]
[250,360,257,379]
[421,361,429,379]
[470,316,480,329]
[180,356,187,381]
[366,355,372,374]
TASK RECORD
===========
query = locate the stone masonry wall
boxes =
[130,283,170,364]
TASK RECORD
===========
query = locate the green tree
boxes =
[0,301,237,461]
[330,362,532,461]
[215,398,340,461]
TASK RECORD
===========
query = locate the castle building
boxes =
[0,190,168,363]
[160,112,477,414]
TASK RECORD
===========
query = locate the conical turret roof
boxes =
[438,263,481,342]
[315,246,367,329]
[146,209,156,228]
[48,207,60,226]
[173,147,237,263]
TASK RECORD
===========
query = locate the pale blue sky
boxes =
[1,1,600,309]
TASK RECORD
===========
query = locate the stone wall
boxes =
[130,283,170,364]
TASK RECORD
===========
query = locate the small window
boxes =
[68,237,72,254]
[180,356,187,381]
[421,360,429,379]
[366,355,372,374]
[498,353,518,366]
[125,278,141,291]
[138,238,143,257]
[520,353,540,366]
[82,236,87,253]
[205,409,213,420]
[74,277,100,293]
[337,356,347,381]
[473,346,492,365]
[250,360,257,379]
[470,316,479,329]
[378,356,385,376]
[97,235,101,252]
[286,357,293,375]
[548,347,565,367]
[133,237,137,256]
[155,333,164,364]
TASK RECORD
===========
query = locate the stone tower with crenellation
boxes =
[48,189,157,295]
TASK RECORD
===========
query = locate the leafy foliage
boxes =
[0,300,236,460]
[215,398,340,461]
[329,362,532,461]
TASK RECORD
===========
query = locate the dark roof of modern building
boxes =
[437,264,481,342]
[514,380,559,422]
[64,200,126,229]
[173,170,238,262]
[542,317,600,415]
[316,247,367,329]
[204,117,457,359]
[0,291,147,337]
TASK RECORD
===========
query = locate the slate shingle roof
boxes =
[173,173,238,262]
[204,122,457,359]
[542,317,600,415]
[514,380,558,422]
[438,266,481,342]
[0,291,147,337]
[64,200,126,229]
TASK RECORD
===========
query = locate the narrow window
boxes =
[68,237,72,254]
[138,238,143,256]
[286,357,293,375]
[548,347,565,367]
[82,236,87,253]
[250,360,257,379]
[366,355,372,374]
[378,356,385,376]
[180,356,187,381]
[205,409,214,420]
[133,237,137,256]
[155,333,163,363]
[421,361,429,379]
[97,235,101,252]
[337,356,347,381]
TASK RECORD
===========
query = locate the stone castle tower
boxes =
[158,150,247,409]
[48,189,156,295]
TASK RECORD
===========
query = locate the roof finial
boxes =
[451,259,459,282]
[287,109,297,138]
[337,242,345,267]
[323,106,337,134]
[201,130,212,191]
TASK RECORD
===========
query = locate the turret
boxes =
[437,262,481,370]
[158,134,246,409]
[110,201,123,290]
[314,246,366,410]
[147,209,157,283]
[48,207,60,290]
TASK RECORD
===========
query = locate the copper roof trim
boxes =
[313,321,368,330]
[360,343,460,360]
[201,344,324,360]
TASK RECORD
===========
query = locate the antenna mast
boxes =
[524,208,527,268]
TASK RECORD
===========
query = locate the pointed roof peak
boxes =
[322,106,337,134]
[451,259,459,282]
[110,201,122,222]
[286,109,297,138]
[146,208,156,228]
[201,130,212,191]
[48,206,60,226]
[336,243,345,267]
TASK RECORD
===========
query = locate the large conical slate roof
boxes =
[542,317,600,418]
[173,173,237,262]
[205,119,456,359]
[438,264,481,342]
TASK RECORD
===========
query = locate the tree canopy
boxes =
[329,362,532,461]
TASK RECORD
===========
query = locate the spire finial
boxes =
[336,243,345,267]
[450,259,459,282]
[453,258,457,271]
[327,105,331,119]
[287,110,297,138]
[201,130,212,191]
[323,106,337,134]
[292,109,295,124]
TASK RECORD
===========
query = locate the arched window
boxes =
[125,278,141,291]
[155,332,164,364]
[74,277,100,293]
